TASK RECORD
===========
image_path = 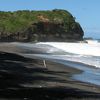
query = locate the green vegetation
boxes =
[0,9,84,42]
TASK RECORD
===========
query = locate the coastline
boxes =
[0,43,100,99]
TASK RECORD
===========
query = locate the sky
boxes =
[0,0,100,38]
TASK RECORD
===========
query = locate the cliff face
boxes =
[0,9,84,42]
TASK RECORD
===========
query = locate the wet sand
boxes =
[0,43,100,100]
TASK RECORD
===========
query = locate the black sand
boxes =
[0,43,100,100]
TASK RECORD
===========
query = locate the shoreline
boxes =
[0,43,100,99]
[0,52,100,99]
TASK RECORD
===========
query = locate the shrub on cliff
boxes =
[0,9,84,42]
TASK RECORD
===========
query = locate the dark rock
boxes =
[0,9,84,42]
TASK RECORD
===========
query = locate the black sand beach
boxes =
[0,43,100,100]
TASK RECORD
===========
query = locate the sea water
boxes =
[12,40,100,85]
[37,41,100,68]
[35,41,100,85]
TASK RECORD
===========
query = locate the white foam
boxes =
[37,42,100,56]
[10,42,100,68]
[86,40,98,44]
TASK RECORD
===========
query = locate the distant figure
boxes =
[43,60,47,68]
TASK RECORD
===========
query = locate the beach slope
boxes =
[0,43,100,100]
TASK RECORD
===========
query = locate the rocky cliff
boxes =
[0,9,84,42]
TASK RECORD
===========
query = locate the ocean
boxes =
[11,38,100,86]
